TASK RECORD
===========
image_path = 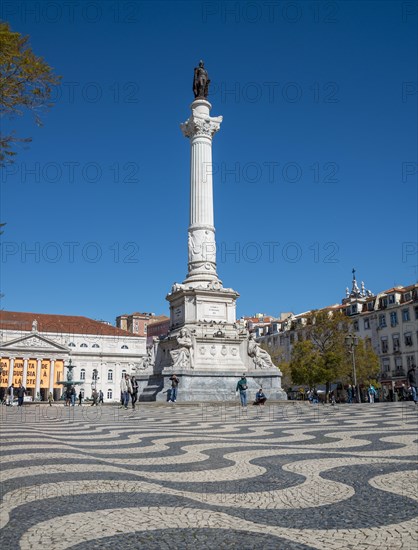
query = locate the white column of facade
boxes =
[49,359,55,393]
[35,359,42,397]
[181,99,222,286]
[22,358,28,387]
[8,358,15,386]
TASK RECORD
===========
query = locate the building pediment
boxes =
[0,333,69,353]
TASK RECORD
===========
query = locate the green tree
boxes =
[289,310,348,399]
[289,340,325,388]
[262,344,293,390]
[0,21,60,166]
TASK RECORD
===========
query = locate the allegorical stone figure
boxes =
[247,333,275,369]
[170,328,195,369]
[193,60,210,99]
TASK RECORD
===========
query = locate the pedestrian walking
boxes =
[78,391,83,406]
[169,373,179,403]
[236,374,248,408]
[120,374,132,409]
[131,376,138,409]
[91,388,98,406]
[48,392,53,406]
[347,385,353,404]
[368,384,377,403]
[98,390,104,405]
[407,365,418,404]
[16,384,26,407]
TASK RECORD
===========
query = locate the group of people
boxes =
[3,383,26,406]
[236,374,267,408]
[120,373,139,409]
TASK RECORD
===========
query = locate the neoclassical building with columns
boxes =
[0,311,145,401]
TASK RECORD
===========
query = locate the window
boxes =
[402,308,410,322]
[415,306,418,320]
[392,334,400,352]
[68,342,76,347]
[407,355,415,368]
[381,338,388,353]
[121,345,129,349]
[352,304,358,314]
[107,389,113,400]
[379,314,386,328]
[404,292,411,301]
[381,297,388,308]
[108,370,113,381]
[92,344,100,348]
[395,356,402,370]
[367,302,374,311]
[390,312,398,327]
[364,318,370,330]
[80,343,88,348]
[388,294,395,304]
[404,333,413,346]
[80,369,86,380]
[382,358,390,373]
[353,320,359,331]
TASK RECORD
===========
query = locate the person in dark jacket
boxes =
[407,365,417,404]
[17,384,26,406]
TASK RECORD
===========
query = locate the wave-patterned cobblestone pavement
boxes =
[1,402,417,549]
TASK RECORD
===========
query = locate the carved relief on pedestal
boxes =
[210,345,216,357]
[188,229,216,265]
[231,347,238,356]
[199,346,206,355]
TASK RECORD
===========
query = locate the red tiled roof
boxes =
[0,311,141,338]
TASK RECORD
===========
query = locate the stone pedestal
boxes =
[156,369,286,402]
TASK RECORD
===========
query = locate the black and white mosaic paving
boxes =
[1,402,417,549]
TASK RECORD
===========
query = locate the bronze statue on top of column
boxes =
[193,60,210,99]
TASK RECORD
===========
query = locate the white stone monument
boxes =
[150,62,286,401]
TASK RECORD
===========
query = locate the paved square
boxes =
[1,402,417,549]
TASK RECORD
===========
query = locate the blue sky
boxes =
[1,0,417,323]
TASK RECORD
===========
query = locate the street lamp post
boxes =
[345,334,360,403]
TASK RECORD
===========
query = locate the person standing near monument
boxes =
[236,374,248,408]
[169,374,180,403]
[131,376,139,409]
[48,392,53,406]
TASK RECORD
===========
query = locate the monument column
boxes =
[181,99,222,286]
